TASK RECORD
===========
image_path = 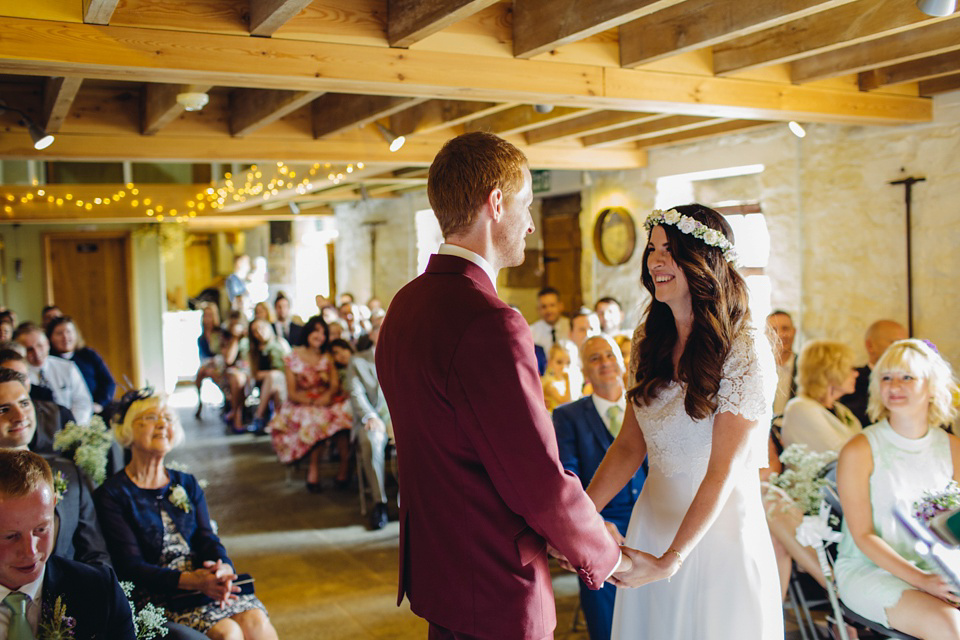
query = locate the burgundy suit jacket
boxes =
[376,254,620,639]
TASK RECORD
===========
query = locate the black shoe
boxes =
[333,478,350,491]
[306,481,323,493]
[369,503,388,530]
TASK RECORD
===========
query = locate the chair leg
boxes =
[790,576,822,640]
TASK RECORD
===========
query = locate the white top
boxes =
[592,393,626,434]
[437,243,497,292]
[530,317,571,351]
[28,355,93,424]
[0,568,44,639]
[781,395,861,455]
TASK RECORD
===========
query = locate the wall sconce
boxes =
[916,0,956,16]
[0,103,54,150]
[375,122,405,152]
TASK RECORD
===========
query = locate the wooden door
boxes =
[44,232,137,398]
[541,194,583,313]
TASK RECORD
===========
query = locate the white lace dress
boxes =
[612,326,783,639]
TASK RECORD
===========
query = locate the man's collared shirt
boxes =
[0,568,44,639]
[437,243,498,293]
[28,356,93,425]
[592,393,627,435]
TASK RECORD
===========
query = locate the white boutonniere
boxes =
[169,484,191,513]
[52,470,68,502]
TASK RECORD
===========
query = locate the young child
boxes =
[541,341,581,412]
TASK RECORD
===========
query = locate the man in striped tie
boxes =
[552,334,647,640]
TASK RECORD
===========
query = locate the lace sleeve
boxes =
[716,327,777,423]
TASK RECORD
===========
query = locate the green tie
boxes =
[3,591,34,640]
[606,405,623,437]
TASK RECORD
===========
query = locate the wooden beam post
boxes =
[142,83,214,136]
[248,0,314,37]
[42,77,82,134]
[388,0,500,48]
[230,88,323,137]
[83,0,120,25]
[313,94,427,138]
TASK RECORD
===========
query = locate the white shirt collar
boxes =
[0,565,45,634]
[592,392,626,430]
[437,243,498,293]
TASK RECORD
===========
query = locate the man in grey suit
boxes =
[345,316,392,530]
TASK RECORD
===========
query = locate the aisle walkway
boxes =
[166,385,589,639]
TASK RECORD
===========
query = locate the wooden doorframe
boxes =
[41,230,141,387]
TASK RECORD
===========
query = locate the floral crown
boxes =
[643,208,738,263]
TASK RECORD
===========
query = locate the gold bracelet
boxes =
[666,547,683,568]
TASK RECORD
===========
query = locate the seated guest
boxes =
[0,311,13,342]
[530,287,569,352]
[194,303,222,419]
[0,450,135,640]
[272,291,303,346]
[337,302,368,346]
[95,389,279,639]
[345,317,392,530]
[782,339,862,454]
[269,316,353,493]
[328,338,354,384]
[840,319,909,428]
[594,296,627,337]
[47,316,116,415]
[569,308,601,351]
[0,347,74,449]
[0,368,111,567]
[41,304,62,329]
[766,310,798,422]
[247,319,289,433]
[14,322,93,424]
[221,313,251,434]
[252,301,272,324]
[541,341,581,413]
[553,335,645,640]
[836,340,960,638]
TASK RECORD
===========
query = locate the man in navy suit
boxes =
[553,334,646,640]
[0,449,135,639]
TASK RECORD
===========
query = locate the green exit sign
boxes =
[531,170,551,194]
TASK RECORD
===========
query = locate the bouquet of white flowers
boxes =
[53,415,114,487]
[767,443,837,516]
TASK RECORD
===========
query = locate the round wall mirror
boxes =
[593,206,637,266]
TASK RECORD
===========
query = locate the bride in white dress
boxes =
[586,204,783,639]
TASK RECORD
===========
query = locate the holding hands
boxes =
[187,559,240,608]
[608,547,681,588]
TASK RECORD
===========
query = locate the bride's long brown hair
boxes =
[627,204,751,420]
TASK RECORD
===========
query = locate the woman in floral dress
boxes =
[268,315,353,492]
[95,389,278,639]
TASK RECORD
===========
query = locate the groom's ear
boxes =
[484,187,505,223]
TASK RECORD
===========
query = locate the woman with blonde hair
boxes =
[782,339,862,453]
[95,389,278,640]
[836,340,960,639]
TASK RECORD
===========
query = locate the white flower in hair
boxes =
[703,228,722,245]
[677,216,696,234]
[664,209,681,224]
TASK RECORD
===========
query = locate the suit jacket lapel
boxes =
[583,399,613,449]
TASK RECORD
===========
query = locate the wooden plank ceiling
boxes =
[0,0,956,221]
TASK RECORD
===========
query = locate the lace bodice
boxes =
[629,325,776,478]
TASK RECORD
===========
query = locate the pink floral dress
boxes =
[268,350,352,464]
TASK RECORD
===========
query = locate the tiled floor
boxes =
[168,385,808,639]
[167,386,590,639]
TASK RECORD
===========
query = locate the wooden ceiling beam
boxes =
[919,72,960,96]
[0,16,932,125]
[142,83,214,136]
[313,94,427,139]
[388,100,516,136]
[713,0,944,76]
[462,106,596,137]
[230,88,322,137]
[582,115,728,147]
[41,77,82,135]
[619,0,854,68]
[512,0,685,59]
[859,50,960,90]
[638,120,772,149]
[388,0,500,48]
[83,0,120,25]
[526,110,663,144]
[248,0,313,37]
[791,17,960,83]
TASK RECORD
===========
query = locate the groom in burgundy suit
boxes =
[376,132,623,640]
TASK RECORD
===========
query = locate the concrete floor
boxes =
[167,386,590,639]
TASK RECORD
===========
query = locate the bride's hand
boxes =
[608,546,679,588]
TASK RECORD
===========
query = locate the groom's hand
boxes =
[603,521,624,545]
[607,546,678,588]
